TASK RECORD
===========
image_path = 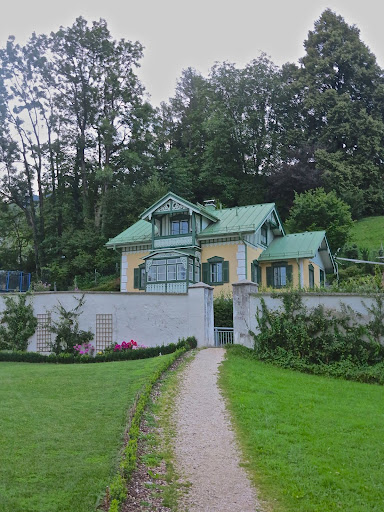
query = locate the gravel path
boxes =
[174,348,263,512]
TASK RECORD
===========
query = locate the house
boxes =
[106,192,336,294]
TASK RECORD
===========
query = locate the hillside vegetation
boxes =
[350,216,384,252]
[1,10,384,288]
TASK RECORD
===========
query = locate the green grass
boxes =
[0,357,173,512]
[219,347,384,512]
[350,216,384,251]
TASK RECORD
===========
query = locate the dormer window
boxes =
[171,219,189,235]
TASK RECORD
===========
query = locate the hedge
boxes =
[0,336,197,364]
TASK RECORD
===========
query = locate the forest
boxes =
[0,9,383,289]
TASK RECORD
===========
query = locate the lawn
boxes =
[350,216,384,251]
[219,347,384,512]
[0,356,173,512]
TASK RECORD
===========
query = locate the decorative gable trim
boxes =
[141,191,219,222]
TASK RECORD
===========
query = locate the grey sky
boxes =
[1,1,384,106]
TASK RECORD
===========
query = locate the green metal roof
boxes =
[258,231,328,261]
[197,203,278,238]
[106,201,284,247]
[105,219,153,247]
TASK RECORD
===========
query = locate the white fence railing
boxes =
[214,327,234,346]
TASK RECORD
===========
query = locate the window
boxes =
[145,258,189,284]
[194,260,200,282]
[309,264,314,289]
[210,262,223,283]
[171,219,189,235]
[135,256,198,289]
[320,269,325,286]
[266,263,292,288]
[202,256,229,285]
[260,225,268,245]
[251,260,261,284]
[189,260,194,282]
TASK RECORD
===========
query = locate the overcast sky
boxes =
[1,1,384,106]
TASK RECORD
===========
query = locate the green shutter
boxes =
[251,261,260,284]
[286,265,293,285]
[139,265,146,290]
[134,268,140,289]
[309,264,314,288]
[266,267,273,287]
[222,261,229,283]
[202,263,209,284]
[251,263,255,283]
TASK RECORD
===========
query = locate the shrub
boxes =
[49,295,94,354]
[214,293,233,327]
[0,293,37,351]
[0,336,197,363]
[253,290,384,380]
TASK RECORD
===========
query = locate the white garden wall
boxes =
[233,280,382,348]
[2,283,214,353]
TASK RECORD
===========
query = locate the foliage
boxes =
[31,280,51,292]
[1,10,384,284]
[329,269,383,293]
[363,294,384,344]
[0,293,37,351]
[285,188,353,251]
[298,9,384,218]
[80,275,120,292]
[253,290,384,377]
[49,295,93,355]
[350,216,384,251]
[112,340,147,351]
[213,293,233,327]
[73,342,95,355]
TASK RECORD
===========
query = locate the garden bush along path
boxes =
[174,348,263,512]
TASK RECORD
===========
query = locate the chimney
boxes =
[203,199,216,211]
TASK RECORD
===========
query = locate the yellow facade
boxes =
[201,243,241,296]
[259,258,301,288]
[302,259,322,288]
[125,251,149,292]
[258,258,323,289]
[246,244,263,281]
[122,246,324,293]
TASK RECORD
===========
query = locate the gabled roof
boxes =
[141,191,219,222]
[197,203,283,239]
[106,196,286,248]
[105,219,153,248]
[258,231,335,270]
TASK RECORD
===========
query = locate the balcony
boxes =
[146,282,187,293]
[153,234,193,249]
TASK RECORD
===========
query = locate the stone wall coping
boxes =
[250,291,381,298]
[189,282,214,290]
[232,279,258,287]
